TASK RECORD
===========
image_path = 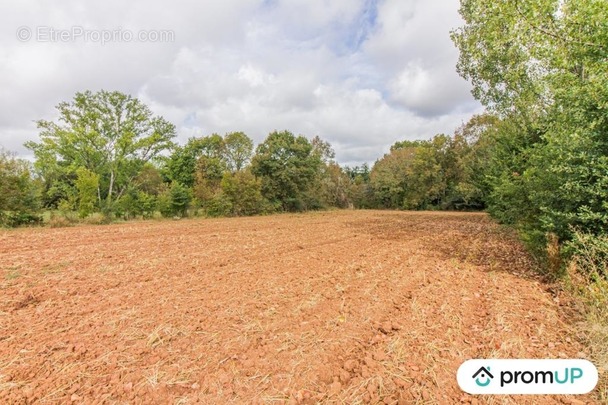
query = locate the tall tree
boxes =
[251,131,322,211]
[223,132,253,172]
[26,90,176,209]
[369,147,417,209]
[452,0,608,242]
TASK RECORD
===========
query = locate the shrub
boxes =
[220,171,265,216]
[47,215,72,228]
[83,212,109,225]
[0,211,42,227]
[204,193,232,217]
[566,231,608,282]
[157,183,192,218]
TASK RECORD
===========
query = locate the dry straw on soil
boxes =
[0,211,601,404]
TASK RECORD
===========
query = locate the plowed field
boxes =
[0,211,594,404]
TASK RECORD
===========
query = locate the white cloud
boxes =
[389,61,475,117]
[0,0,481,165]
[362,0,477,116]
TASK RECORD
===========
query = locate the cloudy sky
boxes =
[1,0,481,166]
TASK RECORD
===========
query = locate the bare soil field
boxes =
[0,211,595,404]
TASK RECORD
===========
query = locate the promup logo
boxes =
[472,366,494,387]
[457,359,598,394]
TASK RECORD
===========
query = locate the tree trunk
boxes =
[108,170,115,204]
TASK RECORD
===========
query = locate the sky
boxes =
[0,0,482,166]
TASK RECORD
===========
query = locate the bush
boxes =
[0,211,42,227]
[47,214,72,228]
[204,193,232,217]
[566,231,608,281]
[83,212,109,225]
[220,171,266,216]
[157,183,191,218]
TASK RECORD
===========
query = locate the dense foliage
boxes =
[0,148,42,226]
[2,92,358,224]
[452,0,608,259]
[25,90,176,214]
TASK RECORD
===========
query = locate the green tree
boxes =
[193,152,228,208]
[369,147,417,209]
[134,164,164,196]
[74,167,99,218]
[0,147,41,226]
[138,191,158,219]
[368,133,487,210]
[0,147,40,212]
[170,182,191,217]
[26,90,176,211]
[311,135,336,163]
[220,170,266,216]
[391,140,429,151]
[158,182,191,218]
[223,132,253,172]
[345,164,370,183]
[164,134,224,187]
[445,114,500,209]
[251,131,322,211]
[305,136,344,209]
[452,0,608,244]
[343,164,372,208]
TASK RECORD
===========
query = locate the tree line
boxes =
[0,87,508,228]
[451,0,607,262]
[0,89,360,225]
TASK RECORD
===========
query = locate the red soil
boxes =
[0,211,596,404]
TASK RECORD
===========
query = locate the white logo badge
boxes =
[457,359,598,395]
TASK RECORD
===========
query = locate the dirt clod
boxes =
[0,211,594,404]
[379,321,393,334]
